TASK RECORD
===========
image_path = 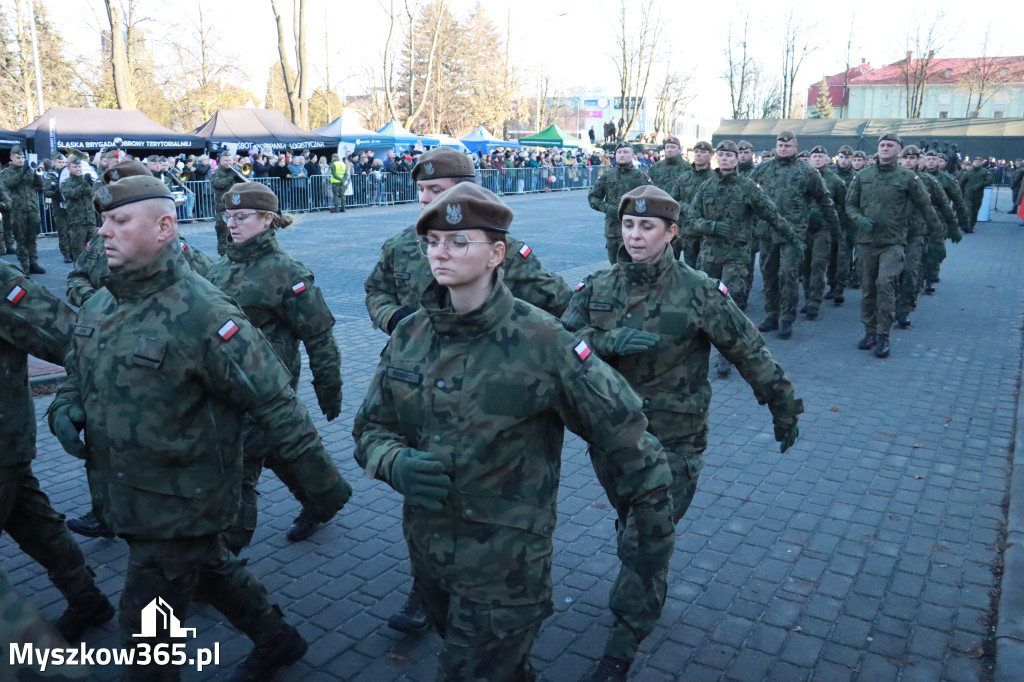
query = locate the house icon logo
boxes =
[133,597,197,639]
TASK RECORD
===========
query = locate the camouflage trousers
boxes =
[681,236,701,269]
[966,190,984,231]
[745,242,759,299]
[51,208,69,258]
[923,240,947,283]
[603,441,703,663]
[214,216,229,256]
[800,229,832,309]
[699,258,751,309]
[826,231,853,294]
[1,211,13,250]
[10,210,40,270]
[416,576,551,681]
[605,236,623,264]
[759,240,802,322]
[67,223,95,264]
[331,183,346,210]
[896,236,926,320]
[120,535,284,682]
[858,243,905,336]
[0,464,95,603]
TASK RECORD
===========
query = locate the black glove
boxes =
[389,449,451,511]
[49,403,87,459]
[313,380,342,421]
[593,328,661,357]
[386,306,416,334]
[774,419,799,453]
[808,207,824,225]
[950,228,963,244]
[712,222,732,239]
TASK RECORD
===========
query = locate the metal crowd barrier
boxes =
[33,167,608,235]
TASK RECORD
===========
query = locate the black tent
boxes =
[18,108,205,159]
[712,117,1024,159]
[191,109,334,152]
[0,129,26,150]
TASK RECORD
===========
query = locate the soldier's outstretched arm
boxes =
[505,248,573,318]
[282,274,343,421]
[0,262,76,364]
[749,186,796,243]
[910,176,943,236]
[810,172,841,234]
[364,238,414,334]
[587,176,610,213]
[352,344,408,482]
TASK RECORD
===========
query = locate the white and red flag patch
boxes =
[574,339,591,361]
[575,281,586,291]
[291,281,307,295]
[218,319,240,341]
[518,243,532,258]
[718,281,729,295]
[6,285,26,305]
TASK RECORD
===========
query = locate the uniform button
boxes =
[98,343,106,350]
[440,578,450,589]
[195,488,202,495]
[643,398,651,407]
[90,394,98,401]
[436,379,445,388]
[542,525,550,534]
[626,313,632,319]
[464,508,474,518]
[432,533,441,540]
[433,435,441,443]
[221,348,228,354]
[116,472,123,479]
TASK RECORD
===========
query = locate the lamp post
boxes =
[28,0,44,117]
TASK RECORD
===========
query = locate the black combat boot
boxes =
[286,508,335,542]
[586,655,631,682]
[55,588,115,643]
[924,279,936,294]
[858,332,876,350]
[833,290,845,305]
[778,320,793,339]
[757,315,778,332]
[28,262,46,274]
[388,585,429,634]
[806,306,819,320]
[229,623,308,682]
[897,314,911,329]
[875,335,891,358]
[67,510,115,538]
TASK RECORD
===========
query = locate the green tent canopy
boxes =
[517,124,586,148]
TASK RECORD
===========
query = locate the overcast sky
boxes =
[42,0,1024,122]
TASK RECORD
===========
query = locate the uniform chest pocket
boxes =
[588,301,622,331]
[132,336,167,370]
[386,365,427,426]
[660,311,696,337]
[393,271,411,281]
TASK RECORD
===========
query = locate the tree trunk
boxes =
[296,0,308,127]
[103,0,136,109]
[270,0,301,122]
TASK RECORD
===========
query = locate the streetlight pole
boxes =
[28,0,44,117]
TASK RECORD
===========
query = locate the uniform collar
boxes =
[224,228,278,263]
[420,269,514,339]
[716,169,736,183]
[102,241,188,302]
[616,243,675,286]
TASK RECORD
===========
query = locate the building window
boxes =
[882,93,890,106]
[994,111,1004,118]
[944,69,952,78]
[938,111,948,119]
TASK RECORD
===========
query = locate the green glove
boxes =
[389,448,451,511]
[950,229,963,244]
[49,403,87,459]
[712,221,732,239]
[808,207,824,225]
[313,380,342,422]
[855,215,874,232]
[633,506,675,582]
[593,328,661,357]
[774,419,800,453]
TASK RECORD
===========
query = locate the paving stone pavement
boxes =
[4,187,1023,681]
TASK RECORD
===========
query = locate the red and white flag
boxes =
[518,244,532,258]
[6,285,26,305]
[291,281,307,295]
[218,319,240,341]
[574,339,591,361]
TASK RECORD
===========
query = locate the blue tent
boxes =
[376,120,439,150]
[314,115,392,156]
[460,126,518,154]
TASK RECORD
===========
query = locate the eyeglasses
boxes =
[222,212,257,224]
[418,235,493,257]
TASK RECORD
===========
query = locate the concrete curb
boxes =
[995,323,1024,682]
[29,371,67,395]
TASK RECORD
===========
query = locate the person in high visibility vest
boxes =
[329,153,348,213]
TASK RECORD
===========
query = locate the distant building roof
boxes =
[850,55,1024,85]
[807,60,874,110]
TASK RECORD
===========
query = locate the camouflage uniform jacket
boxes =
[914,172,958,242]
[737,161,755,178]
[353,273,673,607]
[67,234,213,307]
[669,166,714,206]
[0,181,11,212]
[0,163,42,212]
[688,170,796,264]
[647,156,693,194]
[52,242,349,539]
[206,228,341,395]
[60,175,98,227]
[561,245,803,448]
[811,168,848,239]
[43,172,64,213]
[835,166,856,188]
[958,166,993,195]
[750,155,839,243]
[588,165,651,237]
[364,225,571,334]
[846,163,941,246]
[930,169,971,231]
[210,166,239,211]
[1,261,76,467]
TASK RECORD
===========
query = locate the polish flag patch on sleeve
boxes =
[217,319,240,341]
[180,241,187,251]
[574,339,592,361]
[6,285,26,305]
[518,243,532,258]
[575,281,586,291]
[717,280,729,295]
[291,281,307,295]
[914,175,919,181]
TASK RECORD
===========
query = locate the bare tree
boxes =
[723,11,755,119]
[652,65,694,136]
[840,15,857,118]
[103,0,135,109]
[379,0,446,129]
[779,10,817,118]
[958,27,1015,117]
[270,0,309,127]
[900,11,948,118]
[610,0,663,140]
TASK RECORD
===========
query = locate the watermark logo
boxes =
[133,597,196,639]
